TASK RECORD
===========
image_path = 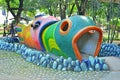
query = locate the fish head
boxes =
[54,15,102,60]
[15,23,27,43]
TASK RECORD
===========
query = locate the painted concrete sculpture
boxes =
[0,36,120,72]
[0,38,109,71]
[15,15,103,60]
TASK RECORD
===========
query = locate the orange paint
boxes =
[59,19,72,35]
[72,26,103,61]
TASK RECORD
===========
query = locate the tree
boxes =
[75,0,88,15]
[59,0,69,19]
[68,3,75,17]
[85,0,120,43]
[5,0,24,24]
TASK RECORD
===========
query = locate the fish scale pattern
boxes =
[0,37,109,72]
[99,43,120,57]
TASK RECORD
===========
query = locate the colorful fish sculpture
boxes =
[15,15,103,60]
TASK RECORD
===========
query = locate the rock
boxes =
[62,67,66,71]
[74,66,81,72]
[40,56,46,64]
[75,60,80,66]
[88,56,95,67]
[88,67,94,71]
[63,59,68,67]
[57,64,63,70]
[67,57,72,64]
[102,64,109,70]
[42,60,47,67]
[26,57,32,62]
[59,56,64,63]
[95,63,100,71]
[52,61,58,69]
[80,62,88,71]
[71,61,76,67]
[100,57,120,71]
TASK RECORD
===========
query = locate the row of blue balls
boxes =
[0,37,109,72]
[99,43,120,57]
[1,36,19,43]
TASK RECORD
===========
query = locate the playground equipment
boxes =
[15,15,103,60]
[0,37,110,71]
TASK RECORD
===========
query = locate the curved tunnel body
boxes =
[15,15,103,60]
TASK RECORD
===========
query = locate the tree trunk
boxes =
[68,3,75,17]
[75,0,88,15]
[105,0,113,43]
[5,0,24,24]
[92,0,96,21]
[59,0,63,19]
[110,16,119,43]
[5,0,24,37]
[59,0,68,19]
[53,3,57,17]
[115,28,119,38]
[3,9,9,37]
[48,6,53,16]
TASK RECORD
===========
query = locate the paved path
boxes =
[100,57,120,80]
[0,50,120,80]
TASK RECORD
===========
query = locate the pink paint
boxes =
[30,16,59,50]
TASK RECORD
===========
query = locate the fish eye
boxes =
[59,19,72,35]
[35,21,41,28]
[31,24,33,27]
[31,21,41,29]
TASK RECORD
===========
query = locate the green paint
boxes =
[42,23,68,57]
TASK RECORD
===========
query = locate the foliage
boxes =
[0,0,120,42]
[0,0,6,7]
[86,0,120,43]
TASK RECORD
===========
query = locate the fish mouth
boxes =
[72,26,102,61]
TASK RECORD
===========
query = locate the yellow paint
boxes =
[16,23,35,48]
[48,39,61,51]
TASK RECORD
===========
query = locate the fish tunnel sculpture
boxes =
[15,15,103,61]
